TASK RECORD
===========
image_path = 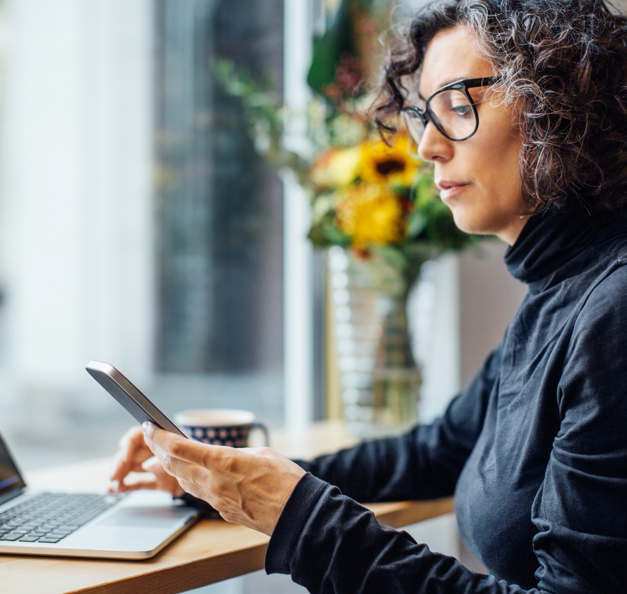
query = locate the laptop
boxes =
[0,429,200,559]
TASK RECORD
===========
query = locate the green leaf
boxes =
[412,175,437,207]
[407,211,428,239]
[307,0,357,94]
[323,225,351,246]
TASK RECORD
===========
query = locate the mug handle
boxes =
[249,422,269,446]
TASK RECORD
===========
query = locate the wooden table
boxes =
[2,420,453,594]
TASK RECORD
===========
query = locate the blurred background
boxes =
[0,0,536,592]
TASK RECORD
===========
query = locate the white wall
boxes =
[459,242,526,385]
[412,244,525,423]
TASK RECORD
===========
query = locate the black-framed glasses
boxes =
[401,77,500,144]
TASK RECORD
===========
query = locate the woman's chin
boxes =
[449,211,483,236]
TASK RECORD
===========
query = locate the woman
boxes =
[110,0,627,591]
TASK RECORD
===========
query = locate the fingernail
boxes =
[142,422,151,433]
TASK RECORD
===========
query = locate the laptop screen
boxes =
[0,432,26,498]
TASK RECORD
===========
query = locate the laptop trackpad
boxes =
[97,506,190,528]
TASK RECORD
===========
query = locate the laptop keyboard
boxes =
[0,492,119,544]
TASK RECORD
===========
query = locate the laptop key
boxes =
[1,533,24,541]
[38,537,62,543]
[50,529,73,536]
[18,536,40,542]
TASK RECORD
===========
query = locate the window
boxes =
[0,0,294,467]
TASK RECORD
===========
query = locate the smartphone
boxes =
[86,361,188,439]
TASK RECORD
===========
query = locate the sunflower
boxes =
[309,146,362,189]
[359,135,420,187]
[335,183,405,248]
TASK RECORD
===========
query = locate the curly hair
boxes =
[373,0,627,211]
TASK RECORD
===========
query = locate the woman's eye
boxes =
[451,105,472,117]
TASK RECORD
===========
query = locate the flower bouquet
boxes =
[307,131,473,295]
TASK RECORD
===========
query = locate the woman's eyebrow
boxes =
[418,76,469,101]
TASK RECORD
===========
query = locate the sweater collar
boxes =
[504,206,599,285]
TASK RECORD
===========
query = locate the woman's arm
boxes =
[267,473,533,594]
[112,344,502,504]
[140,424,530,592]
[296,345,503,503]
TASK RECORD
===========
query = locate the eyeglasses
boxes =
[401,77,500,145]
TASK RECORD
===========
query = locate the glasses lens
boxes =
[429,89,477,140]
[401,109,425,146]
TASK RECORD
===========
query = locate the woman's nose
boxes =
[417,121,453,163]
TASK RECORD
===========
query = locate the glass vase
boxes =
[329,247,423,436]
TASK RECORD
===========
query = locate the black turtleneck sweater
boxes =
[265,207,627,593]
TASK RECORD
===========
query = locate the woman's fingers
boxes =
[108,452,185,497]
[112,477,159,493]
[141,425,235,496]
[143,422,222,467]
[109,426,157,491]
[108,425,185,497]
[141,456,186,497]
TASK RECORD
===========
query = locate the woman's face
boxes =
[417,26,527,245]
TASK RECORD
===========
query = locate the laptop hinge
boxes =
[0,487,25,508]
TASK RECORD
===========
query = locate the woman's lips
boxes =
[436,180,470,201]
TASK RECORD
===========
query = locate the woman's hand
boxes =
[109,426,184,497]
[142,423,306,535]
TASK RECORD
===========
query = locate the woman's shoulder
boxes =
[571,256,627,335]
[591,209,627,261]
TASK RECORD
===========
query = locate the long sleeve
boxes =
[295,346,503,503]
[267,473,533,593]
